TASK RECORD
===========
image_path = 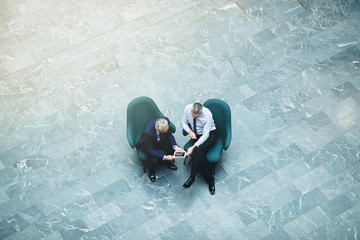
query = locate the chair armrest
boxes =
[223,125,231,150]
[182,129,188,136]
[127,127,135,148]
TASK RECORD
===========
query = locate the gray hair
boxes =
[155,118,169,131]
[191,102,203,114]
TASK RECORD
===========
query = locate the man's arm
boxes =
[181,106,197,139]
[141,134,165,160]
[167,132,177,148]
[194,115,212,147]
[181,107,191,133]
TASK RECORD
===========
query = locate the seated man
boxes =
[181,102,217,195]
[136,117,184,182]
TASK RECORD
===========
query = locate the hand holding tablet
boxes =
[173,151,186,158]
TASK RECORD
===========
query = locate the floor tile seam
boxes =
[292,161,333,184]
[282,207,330,239]
[309,16,352,36]
[297,152,334,174]
[143,0,208,26]
[339,145,360,163]
[5,175,60,206]
[166,3,209,30]
[105,218,146,239]
[0,12,42,33]
[328,31,360,49]
[310,64,343,78]
[338,200,360,224]
[0,129,78,162]
[0,17,151,79]
[260,187,328,228]
[225,160,301,198]
[235,149,304,177]
[0,8,73,46]
[235,0,266,11]
[317,172,359,197]
[125,209,185,237]
[328,104,360,126]
[145,3,246,47]
[250,89,311,110]
[0,107,57,133]
[34,1,124,26]
[259,181,303,210]
[165,9,268,48]
[1,26,192,84]
[315,189,358,227]
[1,224,42,240]
[33,174,119,214]
[246,76,311,96]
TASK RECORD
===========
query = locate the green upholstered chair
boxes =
[127,96,176,172]
[183,99,231,171]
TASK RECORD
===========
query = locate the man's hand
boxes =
[174,146,185,153]
[189,130,197,139]
[186,145,196,156]
[164,155,176,161]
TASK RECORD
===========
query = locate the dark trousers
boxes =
[189,130,217,183]
[147,141,174,173]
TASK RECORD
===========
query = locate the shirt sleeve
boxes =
[181,107,191,133]
[194,112,213,147]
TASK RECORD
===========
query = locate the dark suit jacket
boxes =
[135,117,177,161]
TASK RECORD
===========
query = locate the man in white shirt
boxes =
[181,102,217,195]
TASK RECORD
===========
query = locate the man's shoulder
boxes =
[202,106,212,115]
[185,104,192,111]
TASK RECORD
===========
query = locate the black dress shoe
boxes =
[208,182,215,195]
[182,177,195,189]
[149,171,156,182]
[166,162,177,170]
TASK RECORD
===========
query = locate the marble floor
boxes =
[1,0,360,239]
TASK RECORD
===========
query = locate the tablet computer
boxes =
[173,151,186,158]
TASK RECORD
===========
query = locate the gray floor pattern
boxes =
[1,0,360,239]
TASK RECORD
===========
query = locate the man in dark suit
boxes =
[136,117,185,182]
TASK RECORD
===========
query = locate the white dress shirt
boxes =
[181,104,216,147]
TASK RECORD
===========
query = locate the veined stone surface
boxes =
[0,0,360,239]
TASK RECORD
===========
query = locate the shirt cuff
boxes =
[183,126,190,134]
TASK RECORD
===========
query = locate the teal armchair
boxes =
[127,96,176,172]
[183,99,231,170]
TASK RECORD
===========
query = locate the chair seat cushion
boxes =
[136,148,147,161]
[206,138,223,163]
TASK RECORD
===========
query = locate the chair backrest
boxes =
[203,99,231,150]
[127,96,175,148]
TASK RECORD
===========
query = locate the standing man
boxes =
[136,117,184,182]
[181,102,217,195]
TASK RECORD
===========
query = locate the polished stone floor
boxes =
[1,0,360,239]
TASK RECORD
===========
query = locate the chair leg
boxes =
[142,160,146,173]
